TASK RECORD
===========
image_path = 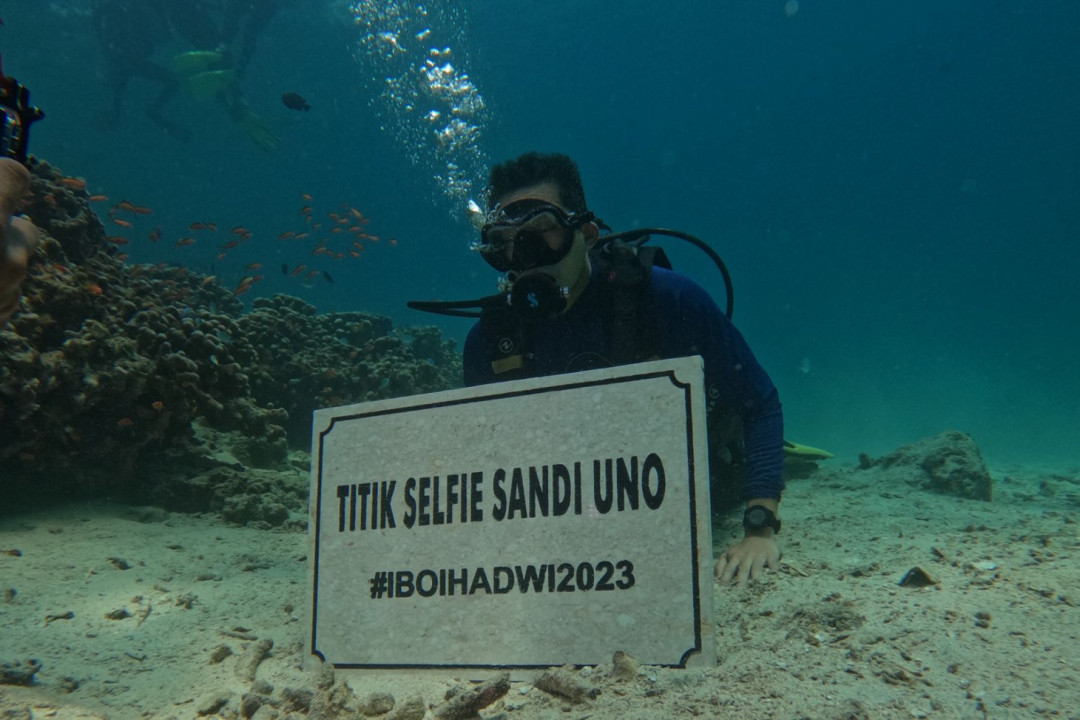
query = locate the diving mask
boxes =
[477,199,594,273]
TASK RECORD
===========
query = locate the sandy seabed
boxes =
[2,461,1078,720]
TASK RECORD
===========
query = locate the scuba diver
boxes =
[92,0,283,150]
[92,0,189,139]
[410,152,829,585]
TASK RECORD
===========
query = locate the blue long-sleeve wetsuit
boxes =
[463,264,785,502]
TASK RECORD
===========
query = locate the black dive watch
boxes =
[743,505,781,534]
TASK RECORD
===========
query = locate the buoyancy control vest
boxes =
[479,239,672,380]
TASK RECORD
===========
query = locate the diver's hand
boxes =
[0,159,38,326]
[714,533,781,585]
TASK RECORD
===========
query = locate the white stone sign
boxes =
[306,356,715,672]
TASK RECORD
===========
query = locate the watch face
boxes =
[747,507,767,525]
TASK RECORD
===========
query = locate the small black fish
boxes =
[281,262,288,275]
[281,92,310,111]
[322,270,334,284]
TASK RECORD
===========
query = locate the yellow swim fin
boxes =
[783,440,834,460]
[169,50,227,78]
[184,69,238,101]
[232,107,281,152]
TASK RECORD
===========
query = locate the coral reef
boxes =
[240,294,460,440]
[856,430,993,501]
[0,160,462,517]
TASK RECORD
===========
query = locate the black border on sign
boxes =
[309,365,705,669]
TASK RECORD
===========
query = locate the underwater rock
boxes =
[435,673,510,718]
[149,464,305,528]
[611,649,640,679]
[533,666,600,704]
[307,680,364,720]
[235,638,274,682]
[195,690,232,716]
[0,658,42,686]
[240,692,266,718]
[357,691,395,715]
[384,696,425,720]
[280,686,315,713]
[898,566,937,588]
[858,431,993,501]
[209,645,233,664]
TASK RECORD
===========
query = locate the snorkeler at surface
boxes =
[92,0,284,150]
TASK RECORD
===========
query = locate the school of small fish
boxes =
[71,180,399,296]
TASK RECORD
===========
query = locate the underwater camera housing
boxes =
[0,55,45,165]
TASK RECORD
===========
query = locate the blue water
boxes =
[6,0,1079,465]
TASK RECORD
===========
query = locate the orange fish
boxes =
[330,227,343,234]
[200,276,216,287]
[222,240,240,250]
[115,200,138,212]
[216,252,228,260]
[389,238,398,246]
[234,284,252,296]
[106,236,130,245]
[111,218,132,228]
[206,223,218,231]
[246,262,263,270]
[88,195,108,203]
[348,225,364,233]
[328,212,341,222]
[230,226,249,235]
[117,417,135,428]
[278,231,295,240]
[294,232,309,240]
[351,240,364,250]
[290,264,307,277]
[304,269,321,280]
[350,208,365,220]
[189,222,207,230]
[348,250,361,258]
[86,283,103,296]
[60,177,87,190]
[240,232,253,241]
[116,253,129,262]
[300,205,312,215]
[148,227,162,243]
[311,222,322,229]
[251,274,265,282]
[151,401,164,411]
[301,193,313,201]
[132,205,153,215]
[175,237,195,247]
